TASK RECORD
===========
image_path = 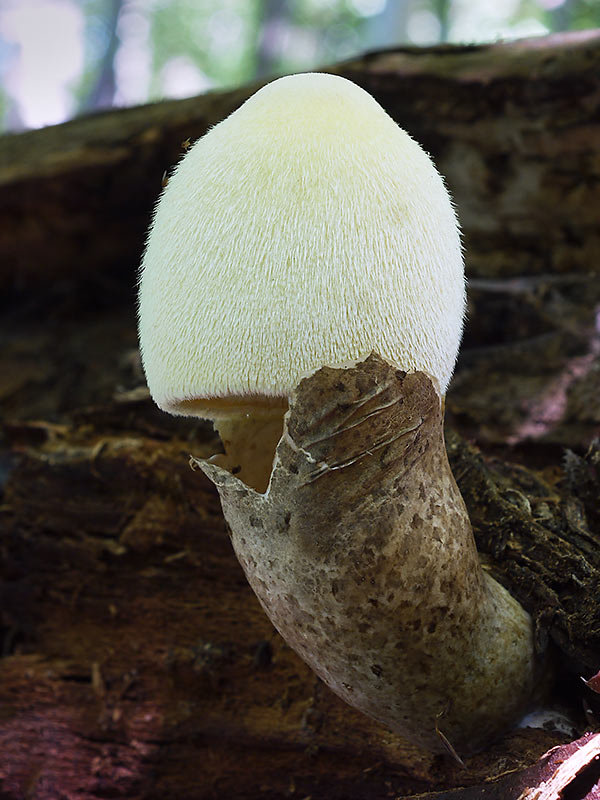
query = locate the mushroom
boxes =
[138,72,541,754]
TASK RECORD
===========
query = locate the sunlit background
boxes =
[0,0,598,132]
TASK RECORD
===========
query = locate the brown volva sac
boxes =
[197,354,539,755]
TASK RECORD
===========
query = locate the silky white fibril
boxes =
[138,72,465,414]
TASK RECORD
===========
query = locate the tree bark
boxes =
[1,31,600,800]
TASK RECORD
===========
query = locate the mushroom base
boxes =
[195,354,541,755]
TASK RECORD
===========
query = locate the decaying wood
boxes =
[0,397,584,799]
[1,30,600,800]
[447,431,600,677]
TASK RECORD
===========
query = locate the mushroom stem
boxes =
[195,354,539,755]
[210,406,287,493]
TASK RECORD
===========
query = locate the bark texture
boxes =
[1,30,600,800]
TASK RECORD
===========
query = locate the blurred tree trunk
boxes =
[550,0,573,32]
[364,1,410,49]
[1,31,600,800]
[255,0,290,78]
[433,0,451,41]
[78,0,123,114]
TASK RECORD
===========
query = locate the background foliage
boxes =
[1,0,599,131]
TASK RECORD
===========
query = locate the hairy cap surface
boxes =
[138,72,465,414]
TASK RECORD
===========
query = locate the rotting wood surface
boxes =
[2,383,597,799]
[1,30,600,800]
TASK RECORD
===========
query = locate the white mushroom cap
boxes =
[138,72,465,415]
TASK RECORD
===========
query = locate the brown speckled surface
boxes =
[198,354,540,755]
